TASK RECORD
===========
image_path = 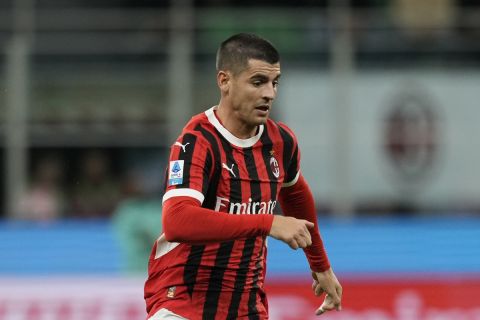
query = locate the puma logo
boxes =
[174,141,190,153]
[222,163,236,178]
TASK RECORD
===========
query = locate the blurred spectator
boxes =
[17,155,66,221]
[70,150,120,218]
[391,0,457,39]
[112,169,162,274]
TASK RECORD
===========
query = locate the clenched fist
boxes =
[269,215,314,249]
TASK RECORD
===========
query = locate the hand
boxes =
[311,268,342,316]
[268,215,314,250]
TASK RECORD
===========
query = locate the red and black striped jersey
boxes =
[145,106,301,320]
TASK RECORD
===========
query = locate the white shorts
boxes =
[148,308,188,320]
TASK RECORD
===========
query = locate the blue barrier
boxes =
[0,217,479,275]
[268,217,480,275]
[0,220,121,274]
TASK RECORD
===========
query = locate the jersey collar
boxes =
[205,106,264,148]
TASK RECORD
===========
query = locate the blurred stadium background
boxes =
[1,0,480,319]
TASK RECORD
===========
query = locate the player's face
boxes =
[229,59,281,127]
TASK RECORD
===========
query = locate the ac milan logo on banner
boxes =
[270,156,280,178]
[383,87,439,185]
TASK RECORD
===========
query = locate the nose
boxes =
[262,83,276,101]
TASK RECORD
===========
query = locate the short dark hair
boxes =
[216,33,280,75]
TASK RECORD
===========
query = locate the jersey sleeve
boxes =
[278,174,330,272]
[162,131,213,205]
[277,122,301,187]
[163,196,274,243]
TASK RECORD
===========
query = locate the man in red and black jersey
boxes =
[144,33,342,320]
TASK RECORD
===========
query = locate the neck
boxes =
[215,103,258,139]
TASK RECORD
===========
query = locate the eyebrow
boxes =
[250,74,269,81]
[250,74,281,81]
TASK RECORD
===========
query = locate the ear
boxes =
[217,71,230,94]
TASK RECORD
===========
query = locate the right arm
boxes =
[163,196,273,243]
[163,196,314,247]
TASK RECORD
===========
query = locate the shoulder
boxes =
[266,119,298,145]
[173,111,216,152]
[276,121,297,141]
[183,110,210,132]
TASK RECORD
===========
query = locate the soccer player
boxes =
[144,33,342,320]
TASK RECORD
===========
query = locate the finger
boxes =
[305,221,315,229]
[314,284,324,296]
[303,225,312,245]
[302,222,311,233]
[327,289,341,308]
[305,238,312,247]
[315,306,325,316]
[337,285,343,299]
[316,296,336,316]
[289,240,299,250]
[305,231,312,246]
[297,237,308,249]
[294,233,308,248]
[336,286,343,311]
[301,236,311,247]
[299,227,312,246]
[321,295,336,311]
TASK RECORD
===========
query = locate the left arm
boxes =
[278,173,329,271]
[278,174,342,315]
